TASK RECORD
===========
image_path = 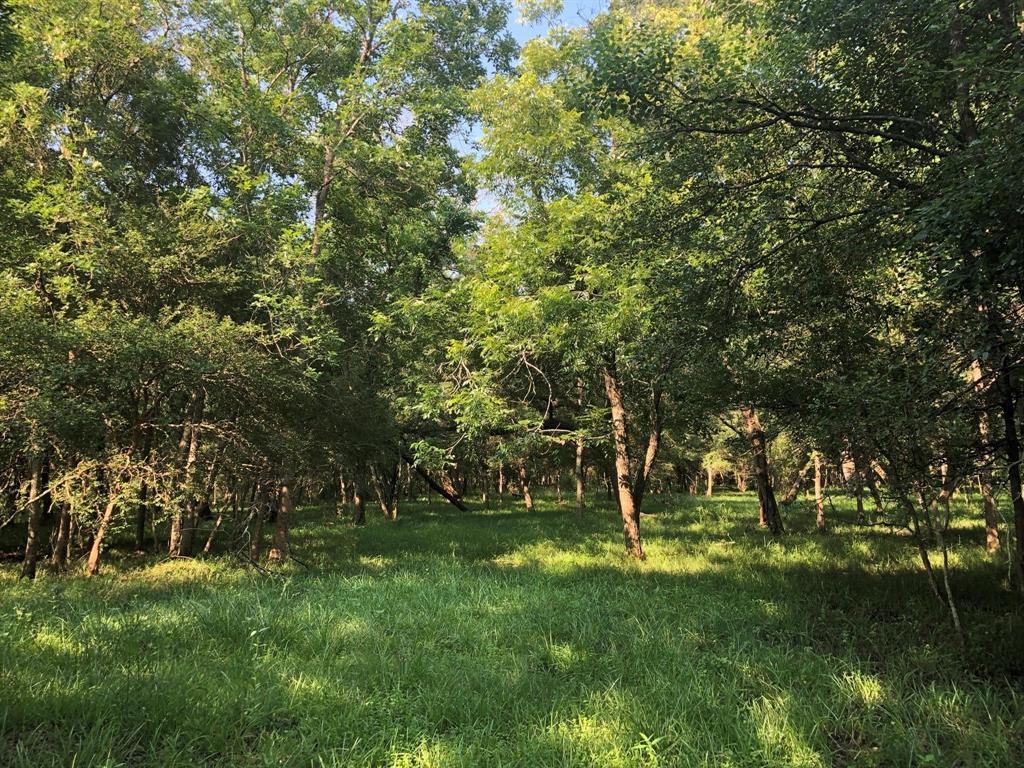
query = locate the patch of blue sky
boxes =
[459,1,607,213]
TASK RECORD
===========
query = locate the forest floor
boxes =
[1,492,1023,767]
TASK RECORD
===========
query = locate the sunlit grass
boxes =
[1,491,1022,766]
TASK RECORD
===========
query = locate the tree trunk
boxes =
[370,464,399,520]
[352,479,366,525]
[574,379,586,517]
[948,3,994,569]
[854,472,865,523]
[631,386,663,512]
[179,424,204,557]
[780,451,812,505]
[310,139,335,261]
[190,446,223,547]
[20,456,45,580]
[51,495,72,571]
[937,463,953,529]
[978,476,1000,553]
[202,485,231,556]
[337,468,353,516]
[250,492,266,561]
[996,353,1024,585]
[902,491,943,604]
[970,359,1001,553]
[603,359,644,559]
[268,480,292,564]
[743,406,784,534]
[519,463,534,512]
[134,480,148,552]
[401,453,467,511]
[168,434,189,556]
[169,392,204,556]
[814,453,826,533]
[865,463,885,516]
[404,463,415,502]
[86,491,119,577]
[705,467,714,498]
[575,436,585,518]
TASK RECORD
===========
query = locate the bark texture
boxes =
[20,456,45,579]
[603,360,644,559]
[519,463,534,512]
[268,480,292,564]
[86,492,118,577]
[743,407,784,534]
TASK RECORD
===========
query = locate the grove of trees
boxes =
[2,0,1023,647]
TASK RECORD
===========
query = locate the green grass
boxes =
[2,491,1023,767]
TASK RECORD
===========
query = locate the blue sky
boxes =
[506,0,607,44]
[463,1,608,211]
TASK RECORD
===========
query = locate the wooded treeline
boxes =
[2,0,1023,635]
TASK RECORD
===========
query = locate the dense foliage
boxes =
[2,0,1023,675]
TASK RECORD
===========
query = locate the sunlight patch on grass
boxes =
[142,558,220,579]
[549,711,630,767]
[1,493,1021,767]
[834,670,887,710]
[746,694,825,768]
[389,739,463,768]
[31,626,85,658]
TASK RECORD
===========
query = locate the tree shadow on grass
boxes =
[3,551,1023,767]
[2,493,1022,766]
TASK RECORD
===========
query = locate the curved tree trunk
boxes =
[631,385,663,512]
[86,491,119,577]
[603,359,644,559]
[780,451,812,505]
[862,459,885,517]
[203,481,235,556]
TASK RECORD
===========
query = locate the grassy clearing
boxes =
[2,492,1023,767]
